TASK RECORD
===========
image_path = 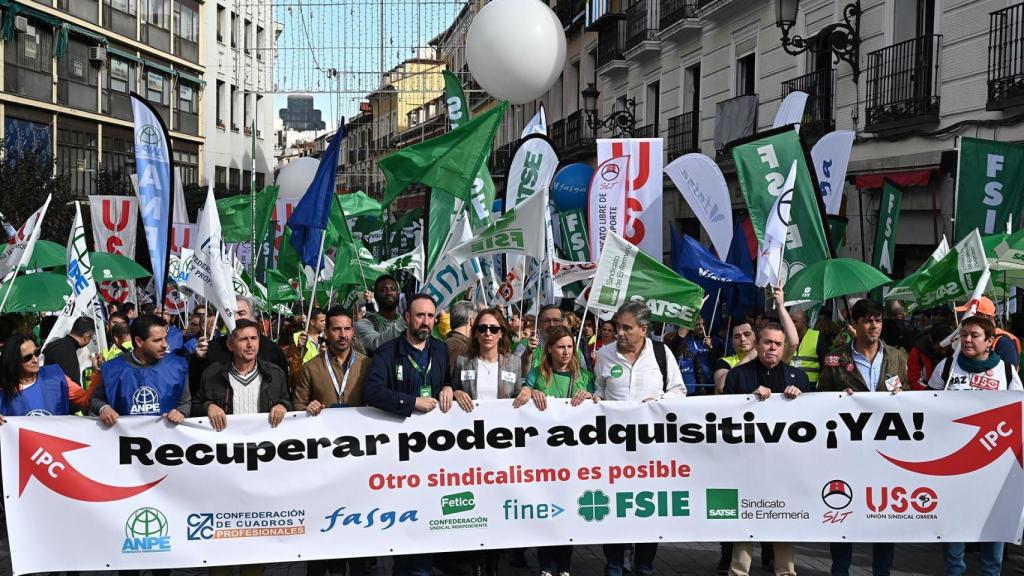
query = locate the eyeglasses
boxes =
[21,350,40,363]
[475,324,502,335]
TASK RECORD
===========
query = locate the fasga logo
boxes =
[131,386,161,415]
[600,163,620,181]
[321,506,418,531]
[122,507,171,553]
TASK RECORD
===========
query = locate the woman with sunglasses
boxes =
[0,334,93,421]
[445,308,529,413]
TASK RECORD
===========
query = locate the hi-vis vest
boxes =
[792,329,820,383]
[720,355,743,369]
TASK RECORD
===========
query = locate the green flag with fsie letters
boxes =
[954,137,1024,242]
[872,181,903,275]
[731,127,832,293]
[443,71,496,232]
[910,229,987,309]
[559,208,590,262]
[378,101,507,206]
[586,233,705,330]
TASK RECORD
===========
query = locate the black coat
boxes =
[362,335,449,417]
[193,358,292,417]
[723,360,810,395]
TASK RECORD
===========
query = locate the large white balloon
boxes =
[466,0,567,105]
[276,157,320,199]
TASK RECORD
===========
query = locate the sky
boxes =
[271,0,466,134]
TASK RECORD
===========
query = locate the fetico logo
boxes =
[706,489,739,519]
[578,490,611,522]
[122,507,170,553]
[130,386,161,415]
[441,491,475,515]
[579,490,689,521]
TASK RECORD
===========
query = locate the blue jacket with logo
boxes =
[91,353,190,417]
[363,335,449,417]
[0,365,69,416]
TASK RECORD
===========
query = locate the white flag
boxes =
[422,212,483,311]
[811,130,856,216]
[188,186,237,331]
[552,257,597,290]
[588,156,629,262]
[44,203,106,351]
[756,161,798,288]
[451,188,548,260]
[0,195,51,281]
[521,105,547,138]
[773,91,808,130]
[372,245,424,282]
[665,153,733,259]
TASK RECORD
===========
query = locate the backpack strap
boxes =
[652,341,669,392]
[940,356,953,387]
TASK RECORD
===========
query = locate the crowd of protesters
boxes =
[0,272,1018,576]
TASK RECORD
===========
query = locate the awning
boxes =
[855,168,935,190]
[143,60,177,78]
[176,71,206,86]
[107,46,144,64]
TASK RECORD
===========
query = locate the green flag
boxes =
[827,215,848,254]
[731,127,832,290]
[217,186,280,245]
[339,191,382,218]
[450,187,547,260]
[254,219,276,284]
[559,208,590,262]
[586,233,705,329]
[265,269,298,304]
[886,238,949,302]
[389,207,423,254]
[443,71,497,231]
[872,181,903,276]
[276,225,302,281]
[331,239,379,288]
[378,102,508,205]
[955,137,1024,241]
[911,229,987,308]
[351,215,386,260]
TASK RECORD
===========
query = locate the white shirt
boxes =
[595,338,686,401]
[475,358,501,400]
[928,357,1023,391]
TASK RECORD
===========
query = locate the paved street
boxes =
[3,539,1022,575]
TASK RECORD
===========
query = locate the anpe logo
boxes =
[122,507,171,553]
[706,489,739,519]
[866,487,938,517]
[441,491,475,515]
[130,386,161,415]
[822,480,853,510]
[25,409,52,416]
[578,490,611,522]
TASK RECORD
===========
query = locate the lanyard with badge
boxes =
[407,354,433,397]
[324,351,354,407]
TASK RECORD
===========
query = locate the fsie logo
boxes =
[122,507,171,553]
[578,490,689,522]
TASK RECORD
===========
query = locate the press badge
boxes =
[462,370,476,381]
[501,371,517,383]
[884,375,902,391]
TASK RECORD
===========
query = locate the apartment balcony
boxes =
[348,149,370,164]
[865,34,942,133]
[556,0,585,31]
[624,0,659,59]
[633,122,658,138]
[659,0,698,40]
[987,3,1024,110]
[585,0,626,31]
[597,19,628,75]
[666,110,699,161]
[563,110,598,161]
[714,93,758,160]
[549,118,567,153]
[780,68,835,144]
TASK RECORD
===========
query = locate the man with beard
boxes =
[362,294,453,576]
[356,275,407,354]
[293,306,371,411]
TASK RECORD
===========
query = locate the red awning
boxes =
[855,169,934,190]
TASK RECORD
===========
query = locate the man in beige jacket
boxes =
[292,306,370,411]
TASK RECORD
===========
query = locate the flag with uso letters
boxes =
[587,233,704,329]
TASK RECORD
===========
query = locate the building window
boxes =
[229,167,241,191]
[216,4,225,42]
[255,94,263,136]
[173,150,199,187]
[175,0,199,43]
[110,57,131,93]
[106,0,135,14]
[230,84,237,129]
[255,172,265,191]
[58,37,99,111]
[215,165,227,186]
[143,0,171,30]
[4,21,54,102]
[256,26,265,60]
[736,52,756,96]
[216,80,225,126]
[57,126,98,196]
[244,19,251,53]
[243,93,250,129]
[230,12,237,47]
[243,169,252,193]
[684,63,701,112]
[146,70,168,105]
[101,131,134,194]
[178,83,195,114]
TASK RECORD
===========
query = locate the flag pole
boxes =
[708,287,722,332]
[305,231,328,333]
[0,272,18,313]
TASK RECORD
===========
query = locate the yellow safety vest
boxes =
[792,329,820,383]
[720,355,742,369]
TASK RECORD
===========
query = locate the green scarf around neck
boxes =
[957,351,1001,373]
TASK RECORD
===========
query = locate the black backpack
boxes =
[652,340,669,391]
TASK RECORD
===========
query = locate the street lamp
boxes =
[775,0,861,82]
[581,82,637,138]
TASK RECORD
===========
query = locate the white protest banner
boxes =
[811,130,855,216]
[44,203,105,350]
[665,153,733,258]
[451,188,548,260]
[90,195,139,305]
[4,394,1024,575]
[587,156,629,262]
[0,195,51,281]
[170,223,197,255]
[422,212,482,311]
[552,257,597,290]
[598,138,664,261]
[503,135,560,299]
[188,187,237,330]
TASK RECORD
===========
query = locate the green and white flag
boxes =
[954,137,1024,241]
[887,237,948,302]
[559,208,590,262]
[732,127,831,285]
[443,71,497,231]
[872,181,903,275]
[450,186,547,260]
[911,229,988,308]
[44,202,106,350]
[370,245,424,282]
[586,233,705,329]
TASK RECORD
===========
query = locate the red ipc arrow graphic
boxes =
[19,429,165,501]
[879,401,1023,476]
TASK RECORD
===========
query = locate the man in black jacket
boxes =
[723,322,807,576]
[194,318,291,430]
[42,316,95,385]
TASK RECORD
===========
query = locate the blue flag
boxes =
[722,217,758,345]
[670,228,752,292]
[288,125,346,268]
[131,94,173,301]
